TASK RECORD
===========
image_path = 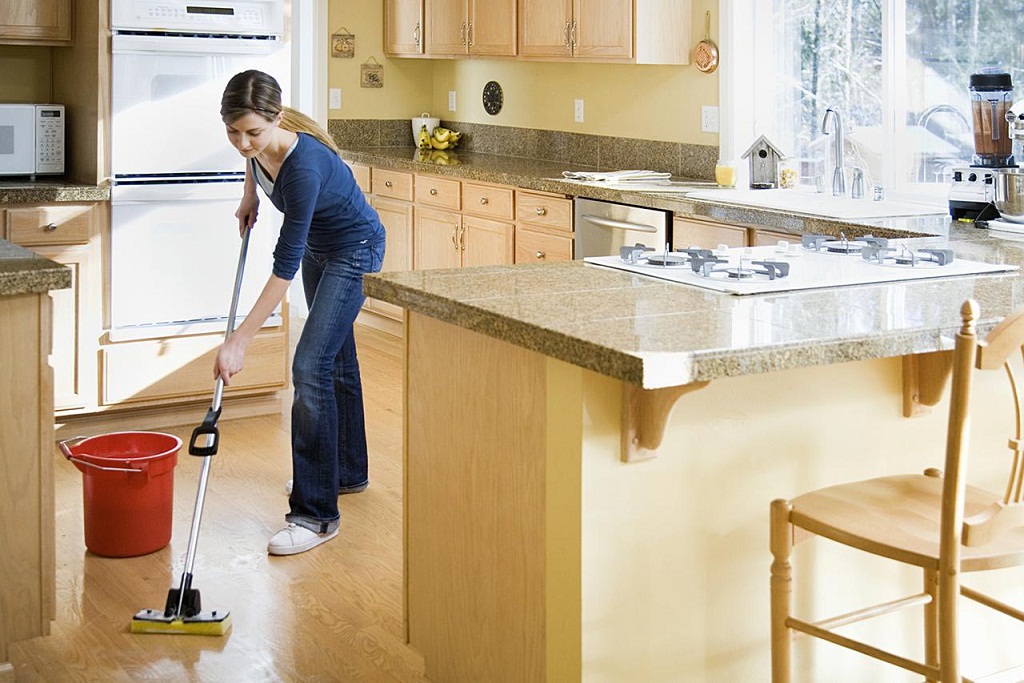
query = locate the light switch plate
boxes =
[329,88,342,110]
[701,105,719,133]
[574,99,584,123]
[448,90,457,112]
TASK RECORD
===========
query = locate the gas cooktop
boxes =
[584,235,1018,295]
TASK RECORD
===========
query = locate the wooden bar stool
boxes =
[770,299,1024,682]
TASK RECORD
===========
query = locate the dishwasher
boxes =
[573,197,672,258]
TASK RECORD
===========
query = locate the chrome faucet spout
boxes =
[821,107,846,196]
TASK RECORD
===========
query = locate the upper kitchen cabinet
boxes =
[0,0,72,45]
[425,0,517,57]
[386,0,424,56]
[519,0,690,64]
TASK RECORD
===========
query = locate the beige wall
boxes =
[0,46,53,103]
[329,0,719,145]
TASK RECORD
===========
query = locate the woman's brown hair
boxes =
[221,70,339,154]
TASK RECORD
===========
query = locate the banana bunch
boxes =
[417,124,462,151]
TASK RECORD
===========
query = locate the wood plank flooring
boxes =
[8,323,427,682]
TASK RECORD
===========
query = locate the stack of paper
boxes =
[562,170,672,183]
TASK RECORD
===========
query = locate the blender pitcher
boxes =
[970,71,1014,167]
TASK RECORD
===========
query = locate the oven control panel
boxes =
[112,0,283,35]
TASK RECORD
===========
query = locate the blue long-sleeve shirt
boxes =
[255,133,384,280]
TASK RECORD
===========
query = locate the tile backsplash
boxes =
[328,119,717,181]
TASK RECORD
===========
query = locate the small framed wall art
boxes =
[331,28,355,58]
[360,57,383,88]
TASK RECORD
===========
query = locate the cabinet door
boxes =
[752,229,798,247]
[385,0,424,55]
[518,0,573,58]
[462,216,514,267]
[415,207,463,270]
[0,0,71,44]
[426,0,469,54]
[573,0,632,60]
[468,0,516,56]
[30,243,95,411]
[370,196,414,319]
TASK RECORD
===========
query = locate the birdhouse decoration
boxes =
[741,135,786,189]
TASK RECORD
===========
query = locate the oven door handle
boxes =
[580,214,660,233]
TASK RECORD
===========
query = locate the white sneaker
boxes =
[285,478,293,495]
[267,523,337,556]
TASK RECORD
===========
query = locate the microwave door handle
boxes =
[580,214,659,233]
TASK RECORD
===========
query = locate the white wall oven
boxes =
[109,0,289,340]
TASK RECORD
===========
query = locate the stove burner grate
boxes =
[861,245,955,268]
[645,253,690,267]
[802,233,888,254]
[689,253,791,281]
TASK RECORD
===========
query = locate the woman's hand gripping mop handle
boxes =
[130,227,251,636]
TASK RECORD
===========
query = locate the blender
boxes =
[949,71,1016,220]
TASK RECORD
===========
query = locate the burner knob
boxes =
[968,172,978,182]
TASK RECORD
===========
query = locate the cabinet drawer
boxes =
[673,217,747,249]
[101,332,286,405]
[515,226,573,263]
[516,191,572,233]
[348,162,371,193]
[8,204,94,246]
[462,182,514,220]
[372,168,414,201]
[415,174,461,210]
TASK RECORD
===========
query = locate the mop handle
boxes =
[177,227,252,614]
[188,227,252,456]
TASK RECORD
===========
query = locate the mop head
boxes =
[130,608,232,636]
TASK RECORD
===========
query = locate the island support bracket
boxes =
[902,351,953,418]
[622,381,710,462]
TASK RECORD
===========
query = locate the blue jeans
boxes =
[287,240,385,533]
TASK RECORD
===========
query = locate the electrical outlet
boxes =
[329,88,342,110]
[448,90,457,112]
[574,99,584,123]
[701,105,719,133]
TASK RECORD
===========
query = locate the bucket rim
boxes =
[64,431,183,465]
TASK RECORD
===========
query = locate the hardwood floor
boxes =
[8,323,427,682]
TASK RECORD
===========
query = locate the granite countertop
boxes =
[0,180,110,204]
[0,239,71,296]
[354,145,1024,389]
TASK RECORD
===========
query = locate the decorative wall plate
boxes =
[482,80,503,115]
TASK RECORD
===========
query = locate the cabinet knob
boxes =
[536,251,546,260]
[43,222,58,232]
[535,207,547,216]
[430,188,438,196]
[385,180,393,188]
[479,197,488,205]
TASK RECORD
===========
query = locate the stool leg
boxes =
[770,499,794,683]
[923,568,939,682]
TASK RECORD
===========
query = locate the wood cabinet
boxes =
[673,216,746,250]
[752,228,799,247]
[0,0,71,45]
[5,203,101,414]
[365,166,415,321]
[518,0,688,64]
[385,0,425,56]
[425,0,517,57]
[0,286,56,674]
[415,175,515,269]
[514,189,574,263]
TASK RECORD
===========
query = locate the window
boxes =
[724,0,1024,202]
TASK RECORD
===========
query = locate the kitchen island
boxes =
[364,218,1024,682]
[0,240,68,680]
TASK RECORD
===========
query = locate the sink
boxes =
[686,188,947,219]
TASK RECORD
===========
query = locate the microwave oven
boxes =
[0,104,65,176]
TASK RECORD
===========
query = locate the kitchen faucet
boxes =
[821,107,846,196]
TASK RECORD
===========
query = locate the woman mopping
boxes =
[215,70,385,555]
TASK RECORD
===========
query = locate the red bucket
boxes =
[60,431,181,558]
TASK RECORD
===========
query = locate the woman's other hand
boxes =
[214,337,246,385]
[236,194,259,236]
